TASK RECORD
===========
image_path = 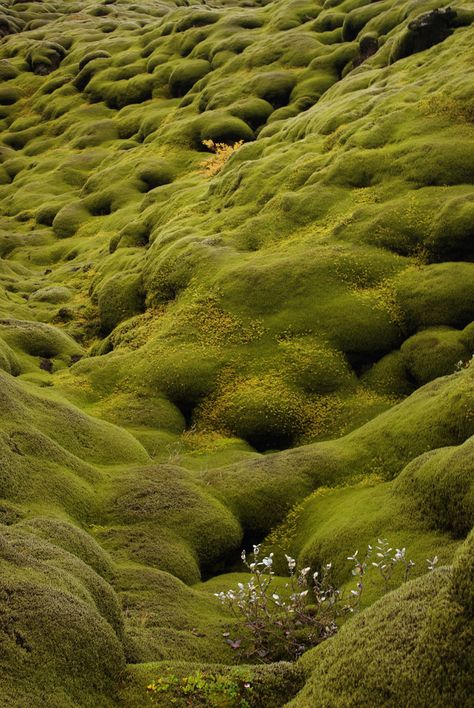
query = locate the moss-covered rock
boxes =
[97,274,145,334]
[290,538,473,706]
[0,525,125,707]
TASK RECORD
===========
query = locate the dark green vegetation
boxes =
[0,0,473,703]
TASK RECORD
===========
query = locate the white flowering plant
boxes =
[215,539,436,663]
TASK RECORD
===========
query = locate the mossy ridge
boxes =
[6,15,466,454]
[0,523,125,707]
[289,530,474,707]
[201,364,474,539]
[0,0,472,704]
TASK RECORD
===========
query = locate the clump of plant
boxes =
[200,139,243,177]
[147,669,254,707]
[215,541,438,663]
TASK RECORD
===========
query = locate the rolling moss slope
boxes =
[0,0,473,704]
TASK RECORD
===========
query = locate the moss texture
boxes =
[0,0,472,703]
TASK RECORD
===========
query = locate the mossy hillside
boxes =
[115,564,238,664]
[0,369,148,522]
[0,523,125,707]
[201,364,474,539]
[95,463,243,583]
[0,0,472,455]
[121,659,304,707]
[394,435,474,538]
[0,0,472,704]
[264,477,461,603]
[289,530,474,707]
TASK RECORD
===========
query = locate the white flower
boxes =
[262,556,273,567]
[285,554,296,570]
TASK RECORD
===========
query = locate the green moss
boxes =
[197,111,254,144]
[395,263,474,331]
[229,97,274,130]
[137,159,175,190]
[394,436,474,537]
[250,71,296,108]
[0,1,472,703]
[0,524,125,707]
[0,337,20,376]
[0,86,21,106]
[17,517,114,578]
[201,375,312,451]
[122,659,304,707]
[290,559,472,707]
[427,193,474,261]
[102,463,242,578]
[400,327,470,386]
[0,318,82,366]
[97,274,145,334]
[168,59,211,97]
[0,60,18,81]
[30,286,72,304]
[52,202,90,239]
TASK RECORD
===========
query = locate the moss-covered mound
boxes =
[0,0,472,703]
[290,530,474,707]
[0,524,125,707]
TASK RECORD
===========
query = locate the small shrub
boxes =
[147,670,254,707]
[200,139,243,177]
[215,540,429,663]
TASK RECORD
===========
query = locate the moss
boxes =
[0,60,18,81]
[198,111,254,144]
[122,659,304,707]
[394,436,474,537]
[97,274,145,334]
[0,338,20,376]
[395,263,474,331]
[103,463,242,578]
[168,59,211,97]
[52,202,90,239]
[78,49,112,72]
[0,2,473,703]
[0,86,21,106]
[250,71,296,108]
[30,286,72,304]
[137,160,175,190]
[200,375,313,451]
[290,560,473,707]
[426,193,474,261]
[17,518,114,578]
[362,351,413,397]
[229,97,274,130]
[0,318,82,364]
[111,221,150,251]
[0,525,125,707]
[400,327,470,386]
